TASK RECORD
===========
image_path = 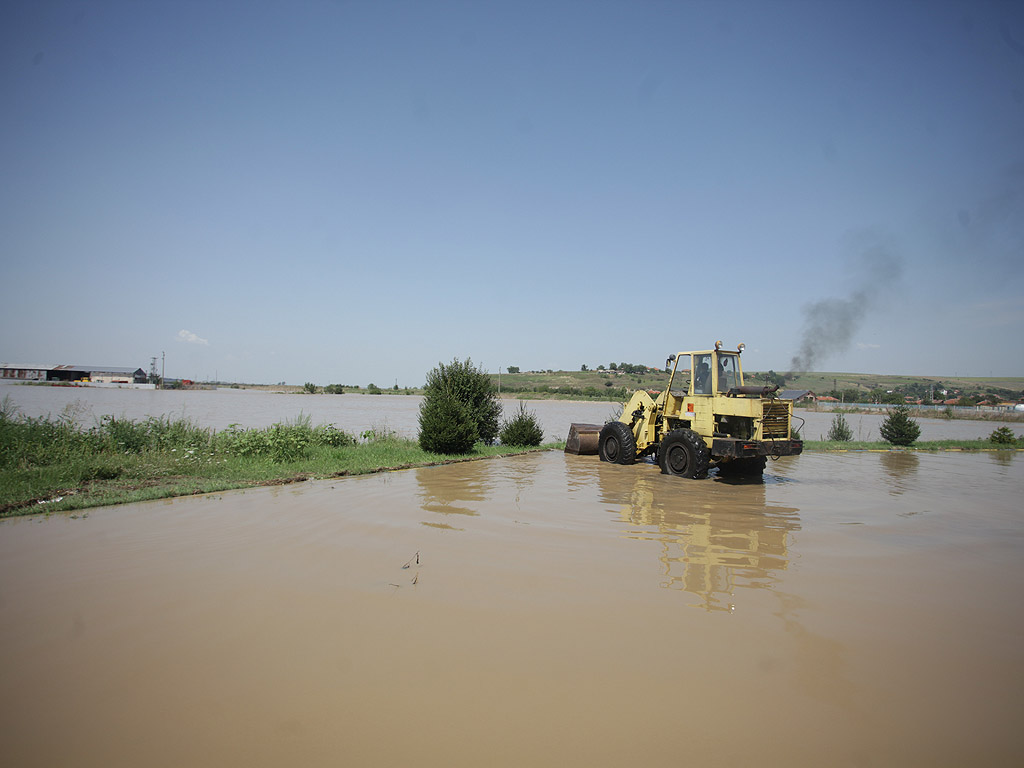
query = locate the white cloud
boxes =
[178,329,209,346]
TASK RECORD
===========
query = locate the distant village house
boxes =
[1,364,147,384]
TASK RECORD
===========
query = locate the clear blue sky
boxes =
[2,0,1022,385]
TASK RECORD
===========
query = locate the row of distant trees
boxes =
[820,387,1022,406]
[578,362,656,374]
[298,367,1020,408]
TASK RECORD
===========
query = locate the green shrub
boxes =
[826,413,853,442]
[217,424,309,462]
[312,424,357,447]
[418,390,478,454]
[93,415,151,453]
[989,426,1019,446]
[360,425,399,442]
[499,402,544,447]
[879,405,921,446]
[421,358,502,445]
[0,409,218,470]
[215,415,344,462]
[303,382,318,394]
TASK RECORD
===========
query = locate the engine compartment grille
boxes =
[762,401,791,438]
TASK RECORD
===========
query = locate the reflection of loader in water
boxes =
[597,467,801,612]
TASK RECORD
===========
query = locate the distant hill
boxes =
[488,368,1024,403]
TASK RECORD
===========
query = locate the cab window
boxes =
[717,354,739,392]
[693,354,712,395]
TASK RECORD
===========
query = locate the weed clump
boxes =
[499,402,544,447]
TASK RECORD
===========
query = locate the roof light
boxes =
[715,340,723,350]
[737,343,745,354]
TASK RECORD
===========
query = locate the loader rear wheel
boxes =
[598,421,636,465]
[658,429,709,479]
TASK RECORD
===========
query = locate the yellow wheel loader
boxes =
[569,342,802,478]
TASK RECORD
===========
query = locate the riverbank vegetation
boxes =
[0,405,559,518]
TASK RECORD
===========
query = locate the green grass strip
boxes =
[1,439,565,518]
[801,439,1023,452]
[0,404,565,518]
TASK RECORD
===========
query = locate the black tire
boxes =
[658,429,709,479]
[598,421,636,465]
[717,456,767,477]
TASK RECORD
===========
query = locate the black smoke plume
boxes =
[789,234,903,373]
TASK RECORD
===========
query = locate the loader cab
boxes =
[684,350,743,396]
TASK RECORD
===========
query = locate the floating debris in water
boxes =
[401,551,420,569]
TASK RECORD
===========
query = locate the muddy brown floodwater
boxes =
[2,450,1023,767]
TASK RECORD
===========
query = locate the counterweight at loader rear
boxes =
[566,342,803,478]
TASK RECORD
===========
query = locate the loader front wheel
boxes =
[658,429,709,479]
[598,421,636,465]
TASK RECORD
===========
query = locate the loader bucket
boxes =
[565,423,602,455]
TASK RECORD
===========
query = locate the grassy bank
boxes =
[801,439,1023,452]
[0,407,561,518]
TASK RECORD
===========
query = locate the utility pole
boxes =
[161,351,165,390]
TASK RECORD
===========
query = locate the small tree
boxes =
[421,358,502,444]
[499,402,544,447]
[418,390,477,454]
[879,405,921,446]
[827,413,853,442]
[303,382,318,394]
[989,426,1019,446]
